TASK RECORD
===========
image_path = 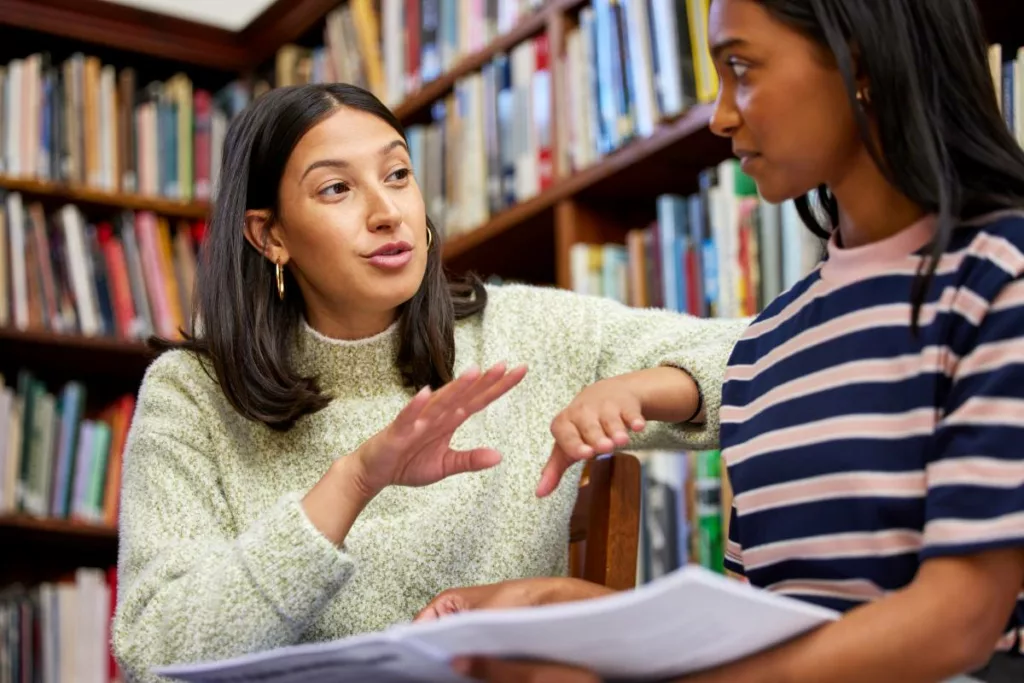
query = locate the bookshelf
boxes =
[1,0,1022,677]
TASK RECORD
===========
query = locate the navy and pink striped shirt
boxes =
[721,209,1024,652]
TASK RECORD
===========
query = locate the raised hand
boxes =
[535,375,645,498]
[355,362,528,495]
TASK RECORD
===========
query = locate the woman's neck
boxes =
[830,148,925,248]
[305,305,398,342]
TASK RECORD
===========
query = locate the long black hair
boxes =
[154,83,487,431]
[759,0,1024,327]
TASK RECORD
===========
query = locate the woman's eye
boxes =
[320,182,348,197]
[727,59,749,79]
[389,168,410,182]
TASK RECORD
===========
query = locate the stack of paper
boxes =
[155,565,840,682]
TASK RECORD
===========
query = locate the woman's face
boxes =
[707,0,864,203]
[267,106,429,327]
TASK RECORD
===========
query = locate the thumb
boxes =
[536,444,573,498]
[414,592,468,622]
[445,448,503,478]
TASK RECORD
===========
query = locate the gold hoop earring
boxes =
[426,228,433,250]
[275,261,285,300]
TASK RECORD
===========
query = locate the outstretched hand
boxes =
[536,376,646,497]
[354,363,528,496]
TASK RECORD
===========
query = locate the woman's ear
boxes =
[243,209,289,264]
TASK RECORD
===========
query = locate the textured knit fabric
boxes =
[112,282,746,682]
[721,211,1024,653]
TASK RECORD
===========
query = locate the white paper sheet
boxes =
[155,565,840,683]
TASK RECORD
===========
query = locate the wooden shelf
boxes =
[0,0,248,71]
[0,515,118,583]
[0,176,210,219]
[0,514,116,540]
[442,103,725,262]
[0,328,155,390]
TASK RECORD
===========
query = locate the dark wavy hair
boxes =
[759,0,1024,328]
[153,83,487,430]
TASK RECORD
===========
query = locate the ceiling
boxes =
[101,0,279,31]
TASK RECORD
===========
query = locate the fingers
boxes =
[463,364,528,416]
[419,363,528,436]
[550,416,592,461]
[536,443,575,498]
[598,408,632,450]
[577,413,615,455]
[413,592,467,623]
[452,657,599,682]
[391,385,434,437]
[419,366,483,423]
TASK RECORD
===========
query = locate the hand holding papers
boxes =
[156,565,839,683]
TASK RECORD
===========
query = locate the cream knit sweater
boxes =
[112,283,746,682]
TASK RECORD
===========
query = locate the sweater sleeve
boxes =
[587,294,750,452]
[112,353,355,682]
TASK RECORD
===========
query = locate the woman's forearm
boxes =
[622,366,704,424]
[683,551,1024,683]
[302,452,376,546]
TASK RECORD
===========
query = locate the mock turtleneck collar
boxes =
[292,318,405,397]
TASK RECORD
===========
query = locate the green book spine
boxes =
[696,450,724,573]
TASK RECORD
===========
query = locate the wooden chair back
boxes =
[568,453,642,591]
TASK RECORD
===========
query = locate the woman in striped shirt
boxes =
[420,0,1024,681]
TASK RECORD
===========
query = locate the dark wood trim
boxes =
[0,176,210,219]
[0,0,249,71]
[241,0,342,67]
[0,327,151,356]
[0,514,117,540]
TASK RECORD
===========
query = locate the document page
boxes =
[393,565,840,680]
[156,566,839,683]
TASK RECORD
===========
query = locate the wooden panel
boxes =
[0,516,117,585]
[0,0,248,71]
[241,0,343,67]
[0,176,210,219]
[975,0,1024,51]
[0,328,153,397]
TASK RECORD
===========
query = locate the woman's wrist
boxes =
[302,451,380,546]
[535,577,616,605]
[622,366,704,424]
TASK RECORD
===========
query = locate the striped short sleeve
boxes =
[923,276,1024,559]
[724,505,746,577]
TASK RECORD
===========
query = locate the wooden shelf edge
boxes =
[442,103,717,261]
[0,176,210,219]
[0,514,117,539]
[395,5,553,121]
[0,327,153,356]
[0,0,249,72]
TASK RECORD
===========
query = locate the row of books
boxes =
[0,53,254,202]
[407,33,553,237]
[0,567,119,683]
[0,192,204,340]
[275,0,547,109]
[989,44,1024,145]
[568,160,824,319]
[560,0,715,174]
[636,449,725,583]
[0,370,134,524]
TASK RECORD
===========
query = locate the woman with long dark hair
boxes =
[110,83,746,681]
[429,0,1024,681]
